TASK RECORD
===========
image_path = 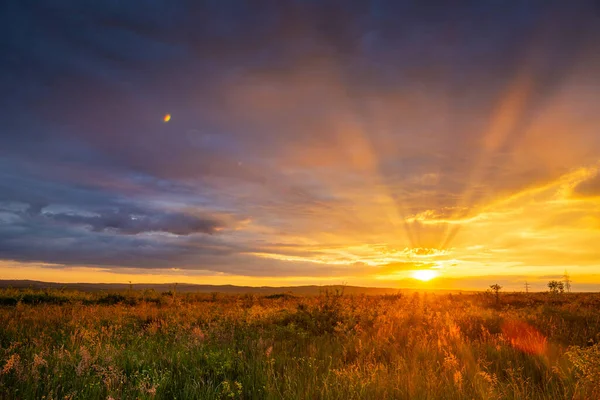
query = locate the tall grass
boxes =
[0,289,599,399]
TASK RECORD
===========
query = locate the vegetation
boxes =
[488,284,502,306]
[548,281,565,295]
[0,288,599,399]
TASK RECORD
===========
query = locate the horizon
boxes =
[1,274,597,294]
[2,2,600,291]
[1,278,595,293]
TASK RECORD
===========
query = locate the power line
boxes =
[563,270,572,293]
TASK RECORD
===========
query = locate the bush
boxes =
[566,343,600,398]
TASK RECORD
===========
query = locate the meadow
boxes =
[0,288,599,399]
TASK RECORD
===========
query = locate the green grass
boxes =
[0,289,599,399]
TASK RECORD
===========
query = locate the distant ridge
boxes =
[0,280,461,295]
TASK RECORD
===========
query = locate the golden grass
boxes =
[0,289,599,399]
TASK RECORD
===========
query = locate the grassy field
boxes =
[0,288,599,399]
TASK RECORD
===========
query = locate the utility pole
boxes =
[563,270,572,293]
[524,281,530,294]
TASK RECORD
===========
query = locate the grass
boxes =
[0,288,599,399]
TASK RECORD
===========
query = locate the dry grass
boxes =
[0,289,599,399]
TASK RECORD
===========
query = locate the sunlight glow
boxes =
[412,269,438,282]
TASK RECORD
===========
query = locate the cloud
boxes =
[572,170,600,198]
[0,2,600,285]
[373,261,436,275]
[46,209,225,236]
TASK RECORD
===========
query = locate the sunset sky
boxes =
[1,2,599,291]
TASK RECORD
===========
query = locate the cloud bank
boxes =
[1,1,599,288]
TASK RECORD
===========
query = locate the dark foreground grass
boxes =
[0,289,599,399]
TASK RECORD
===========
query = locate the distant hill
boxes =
[0,280,461,295]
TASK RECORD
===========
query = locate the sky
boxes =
[1,1,600,291]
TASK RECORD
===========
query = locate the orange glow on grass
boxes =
[501,320,548,355]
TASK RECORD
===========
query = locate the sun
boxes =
[412,269,438,282]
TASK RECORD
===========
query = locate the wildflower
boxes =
[443,351,459,371]
[76,347,91,376]
[477,371,496,386]
[234,381,243,392]
[191,326,205,341]
[33,353,47,369]
[453,370,463,390]
[2,354,21,375]
[30,353,48,381]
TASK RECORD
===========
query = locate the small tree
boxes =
[548,280,564,294]
[490,284,502,305]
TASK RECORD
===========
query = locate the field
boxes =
[1,288,599,399]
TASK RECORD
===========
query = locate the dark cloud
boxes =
[0,1,599,276]
[46,209,224,236]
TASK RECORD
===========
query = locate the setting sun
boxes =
[412,269,439,282]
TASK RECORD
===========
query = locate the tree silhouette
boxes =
[490,284,502,305]
[548,280,564,294]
